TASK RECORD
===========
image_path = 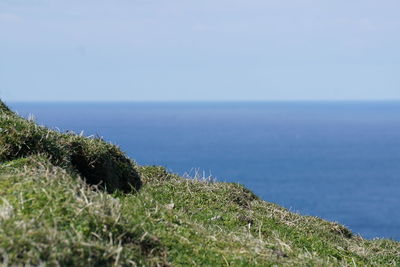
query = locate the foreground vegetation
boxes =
[0,100,399,266]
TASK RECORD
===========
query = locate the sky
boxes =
[1,0,399,102]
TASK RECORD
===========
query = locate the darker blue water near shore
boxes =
[8,102,400,240]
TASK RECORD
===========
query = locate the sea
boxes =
[8,101,400,240]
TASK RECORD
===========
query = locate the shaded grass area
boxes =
[1,100,400,266]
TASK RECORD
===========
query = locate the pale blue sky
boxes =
[1,0,399,101]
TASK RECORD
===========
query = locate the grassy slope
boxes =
[1,101,399,266]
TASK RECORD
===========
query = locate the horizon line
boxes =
[5,99,400,104]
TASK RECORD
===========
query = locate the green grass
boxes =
[1,100,399,266]
[0,101,141,192]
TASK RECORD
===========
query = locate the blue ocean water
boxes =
[8,101,400,240]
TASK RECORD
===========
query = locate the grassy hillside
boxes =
[1,100,399,266]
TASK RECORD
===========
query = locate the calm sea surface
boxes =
[8,102,400,240]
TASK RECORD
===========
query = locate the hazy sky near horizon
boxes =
[1,0,399,101]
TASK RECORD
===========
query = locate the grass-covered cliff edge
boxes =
[0,100,399,266]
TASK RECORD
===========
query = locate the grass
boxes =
[1,100,399,266]
[0,102,141,192]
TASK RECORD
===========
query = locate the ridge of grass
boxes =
[0,100,141,192]
[1,100,399,266]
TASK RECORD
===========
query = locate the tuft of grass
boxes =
[0,100,141,192]
[1,100,399,266]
